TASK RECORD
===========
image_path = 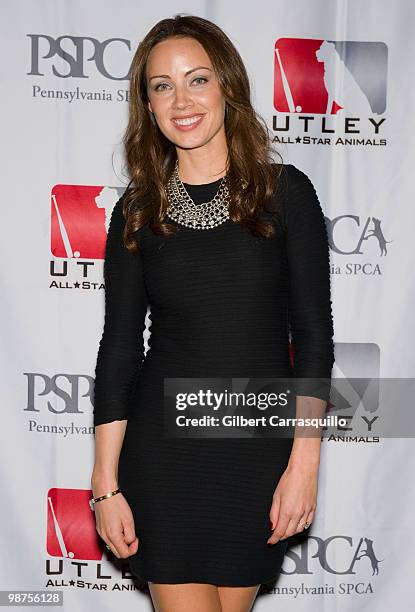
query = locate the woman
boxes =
[90,14,334,612]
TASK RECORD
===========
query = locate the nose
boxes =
[172,84,193,110]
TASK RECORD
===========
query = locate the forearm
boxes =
[287,395,326,470]
[91,420,127,495]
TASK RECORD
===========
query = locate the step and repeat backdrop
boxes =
[1,0,414,610]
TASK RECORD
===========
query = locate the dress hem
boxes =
[128,564,284,587]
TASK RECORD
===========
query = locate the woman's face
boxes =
[146,36,226,151]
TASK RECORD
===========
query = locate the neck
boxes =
[175,137,228,184]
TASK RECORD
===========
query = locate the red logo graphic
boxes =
[46,487,103,560]
[274,38,387,115]
[50,185,121,260]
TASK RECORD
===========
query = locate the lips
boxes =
[171,114,205,130]
[172,113,204,123]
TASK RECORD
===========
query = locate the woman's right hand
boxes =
[94,492,139,559]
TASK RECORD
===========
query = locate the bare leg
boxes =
[217,585,261,612]
[148,582,223,612]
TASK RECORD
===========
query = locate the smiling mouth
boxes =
[172,114,204,126]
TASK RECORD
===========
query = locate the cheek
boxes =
[196,90,225,115]
[150,97,168,114]
[152,101,173,128]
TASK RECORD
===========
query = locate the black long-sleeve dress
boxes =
[93,163,335,586]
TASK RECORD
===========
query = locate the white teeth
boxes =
[173,115,202,126]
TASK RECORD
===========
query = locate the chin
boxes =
[170,133,210,149]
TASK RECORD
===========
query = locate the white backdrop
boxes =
[1,0,414,609]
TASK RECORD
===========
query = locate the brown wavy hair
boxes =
[120,13,284,254]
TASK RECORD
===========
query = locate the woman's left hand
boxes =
[267,462,318,544]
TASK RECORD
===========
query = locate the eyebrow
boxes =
[148,66,212,82]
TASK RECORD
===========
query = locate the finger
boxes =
[104,537,136,558]
[267,512,290,544]
[104,540,119,558]
[124,532,139,555]
[304,509,315,529]
[122,517,138,548]
[293,512,309,535]
[108,533,131,559]
[104,540,112,554]
[269,493,281,530]
[127,538,139,555]
[277,515,301,540]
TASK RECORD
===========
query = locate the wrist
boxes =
[287,456,320,472]
[91,471,118,494]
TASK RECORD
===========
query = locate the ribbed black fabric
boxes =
[93,163,335,586]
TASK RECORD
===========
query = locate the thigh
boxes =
[148,582,222,612]
[217,585,261,612]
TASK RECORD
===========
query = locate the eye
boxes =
[193,77,208,85]
[153,76,208,92]
[154,82,169,92]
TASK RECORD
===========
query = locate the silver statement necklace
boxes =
[165,159,230,230]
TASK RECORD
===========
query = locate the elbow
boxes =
[290,329,335,378]
[290,334,335,403]
[92,398,130,428]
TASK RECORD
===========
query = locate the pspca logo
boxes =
[327,212,392,276]
[27,35,131,80]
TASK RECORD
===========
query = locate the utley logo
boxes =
[273,38,388,147]
[327,342,382,444]
[49,184,123,290]
[45,487,137,588]
[46,488,101,561]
